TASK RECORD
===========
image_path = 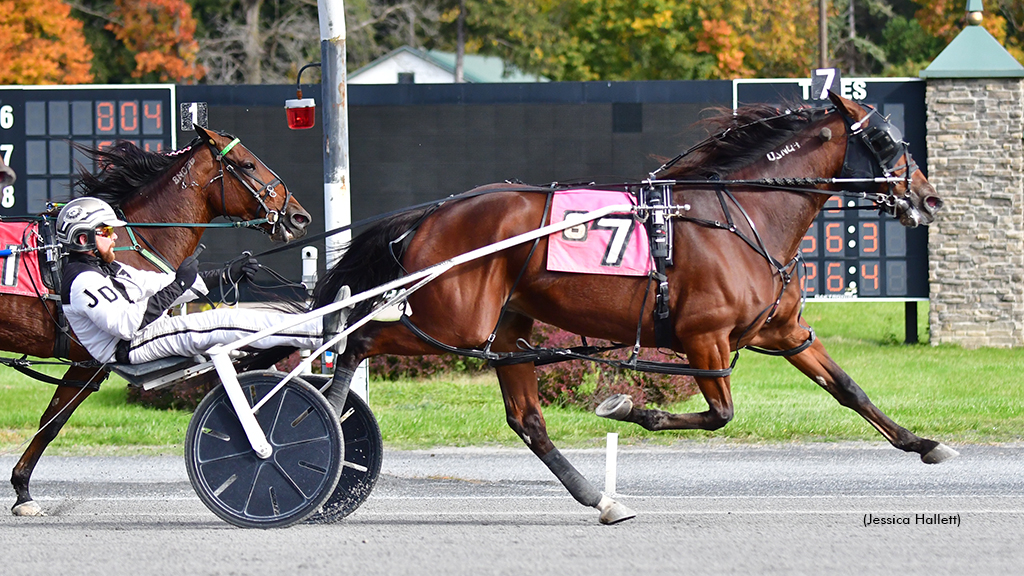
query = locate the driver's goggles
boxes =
[96,226,116,238]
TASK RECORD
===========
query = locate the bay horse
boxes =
[8,125,311,516]
[313,92,952,524]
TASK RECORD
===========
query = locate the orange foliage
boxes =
[696,19,750,78]
[697,0,819,79]
[106,0,205,83]
[0,0,93,84]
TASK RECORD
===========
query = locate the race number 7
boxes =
[592,217,635,267]
[0,144,12,165]
[811,68,841,100]
[561,212,637,267]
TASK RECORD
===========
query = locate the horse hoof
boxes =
[922,443,959,464]
[11,501,45,517]
[597,496,636,525]
[596,394,633,421]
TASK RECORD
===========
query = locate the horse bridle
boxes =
[203,136,292,237]
[836,105,919,219]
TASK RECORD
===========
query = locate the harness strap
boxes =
[482,190,555,355]
[398,315,738,378]
[52,309,71,360]
[0,356,104,390]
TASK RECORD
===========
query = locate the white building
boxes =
[348,46,548,84]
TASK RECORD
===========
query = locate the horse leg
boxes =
[11,373,100,516]
[494,314,635,524]
[785,338,958,463]
[597,334,736,431]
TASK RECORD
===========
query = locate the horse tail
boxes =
[311,206,433,321]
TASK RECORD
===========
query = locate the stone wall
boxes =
[926,78,1024,347]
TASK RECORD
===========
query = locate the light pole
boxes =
[318,0,369,401]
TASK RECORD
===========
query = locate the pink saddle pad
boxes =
[546,189,651,276]
[0,222,47,297]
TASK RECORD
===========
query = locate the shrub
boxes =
[368,353,488,380]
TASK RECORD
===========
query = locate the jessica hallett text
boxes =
[863,513,961,527]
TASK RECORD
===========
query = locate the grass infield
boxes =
[0,301,1021,454]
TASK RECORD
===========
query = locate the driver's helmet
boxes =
[56,197,127,253]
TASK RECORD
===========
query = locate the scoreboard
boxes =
[733,78,929,300]
[0,85,175,216]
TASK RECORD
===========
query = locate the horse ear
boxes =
[194,124,212,142]
[827,91,866,121]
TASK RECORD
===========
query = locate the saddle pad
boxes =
[546,189,651,276]
[0,222,47,297]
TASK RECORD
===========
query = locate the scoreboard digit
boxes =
[0,85,175,216]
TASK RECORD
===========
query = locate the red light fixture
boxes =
[286,63,321,130]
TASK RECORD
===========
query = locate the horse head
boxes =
[195,126,311,242]
[829,92,943,227]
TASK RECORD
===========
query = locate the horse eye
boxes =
[243,161,256,170]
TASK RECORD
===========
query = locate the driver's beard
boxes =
[97,247,116,264]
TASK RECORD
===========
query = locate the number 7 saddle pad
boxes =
[546,189,651,276]
[0,222,47,297]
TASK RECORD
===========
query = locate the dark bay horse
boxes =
[8,126,310,516]
[313,92,952,524]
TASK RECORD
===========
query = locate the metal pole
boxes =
[318,0,351,266]
[905,301,919,344]
[318,0,369,401]
[819,0,828,68]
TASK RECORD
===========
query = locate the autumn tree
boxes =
[0,0,94,84]
[106,0,204,83]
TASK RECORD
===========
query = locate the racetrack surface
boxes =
[1,443,1021,575]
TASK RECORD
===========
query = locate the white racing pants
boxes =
[122,308,323,364]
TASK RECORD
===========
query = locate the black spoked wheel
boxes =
[303,375,383,524]
[185,371,343,529]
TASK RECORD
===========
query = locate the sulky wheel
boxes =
[185,371,343,529]
[302,374,383,524]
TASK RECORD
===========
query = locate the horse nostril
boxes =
[291,212,310,227]
[925,196,943,211]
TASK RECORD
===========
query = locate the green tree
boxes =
[433,0,821,81]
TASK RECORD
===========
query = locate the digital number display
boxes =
[797,195,927,299]
[0,86,175,215]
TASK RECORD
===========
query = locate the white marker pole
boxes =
[605,432,618,495]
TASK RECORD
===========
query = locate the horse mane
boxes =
[658,104,829,180]
[312,207,433,320]
[71,135,218,206]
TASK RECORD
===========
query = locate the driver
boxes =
[56,196,347,365]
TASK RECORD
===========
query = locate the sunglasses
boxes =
[95,226,116,238]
